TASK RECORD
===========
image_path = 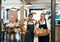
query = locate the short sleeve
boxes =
[33,20,36,24]
[35,23,39,28]
[46,20,51,30]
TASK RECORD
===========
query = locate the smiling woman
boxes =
[8,10,18,22]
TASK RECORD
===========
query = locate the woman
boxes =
[37,13,51,42]
[24,14,35,42]
[6,21,16,41]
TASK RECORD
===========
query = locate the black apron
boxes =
[24,22,34,42]
[38,20,49,42]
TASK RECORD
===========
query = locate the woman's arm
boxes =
[46,20,51,35]
[20,21,27,32]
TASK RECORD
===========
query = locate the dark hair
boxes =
[28,14,33,17]
[41,13,45,16]
[40,13,46,20]
[1,19,3,23]
[48,16,51,19]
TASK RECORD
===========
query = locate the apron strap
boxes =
[27,20,34,25]
[39,19,48,29]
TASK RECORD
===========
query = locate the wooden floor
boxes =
[55,26,60,42]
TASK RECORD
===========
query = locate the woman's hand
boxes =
[21,26,27,32]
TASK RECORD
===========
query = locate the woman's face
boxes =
[40,14,45,20]
[29,15,33,20]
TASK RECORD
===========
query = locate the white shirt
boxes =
[24,20,35,29]
[36,20,51,30]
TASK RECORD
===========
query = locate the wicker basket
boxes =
[34,28,49,36]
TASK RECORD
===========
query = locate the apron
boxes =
[24,21,34,42]
[38,20,49,42]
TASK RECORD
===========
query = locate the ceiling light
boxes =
[26,2,32,5]
[26,2,32,7]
